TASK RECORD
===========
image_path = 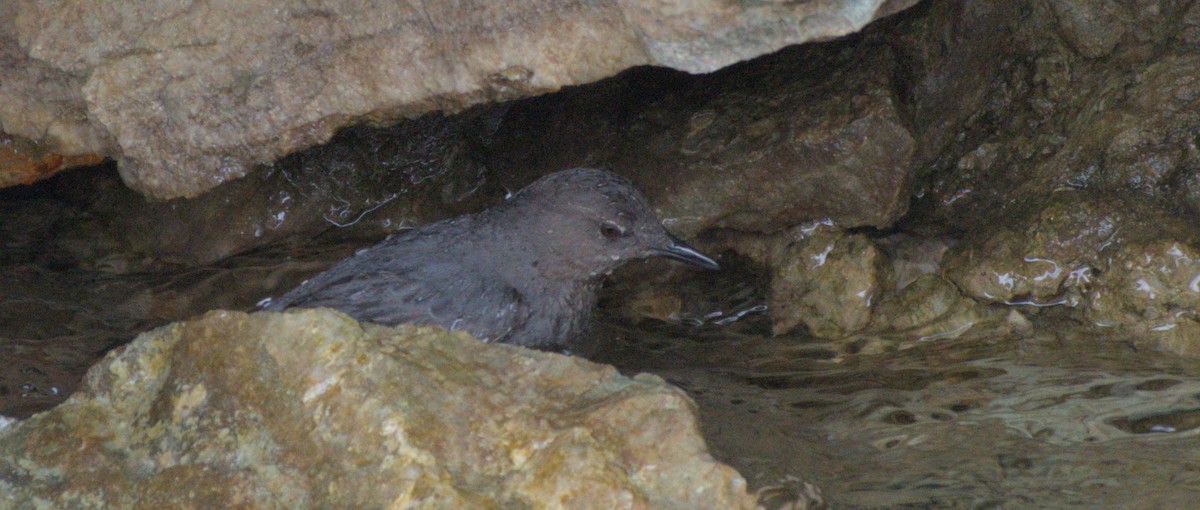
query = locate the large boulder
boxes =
[0,309,758,509]
[1,0,920,198]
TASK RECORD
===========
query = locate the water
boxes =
[594,262,1200,508]
[4,222,1200,508]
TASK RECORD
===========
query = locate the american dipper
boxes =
[265,168,719,350]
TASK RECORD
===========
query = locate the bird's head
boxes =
[505,168,719,281]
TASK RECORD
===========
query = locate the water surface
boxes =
[4,228,1200,509]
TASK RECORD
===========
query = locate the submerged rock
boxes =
[0,309,758,509]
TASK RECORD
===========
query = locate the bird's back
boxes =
[265,215,591,348]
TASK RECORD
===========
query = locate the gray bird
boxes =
[264,168,719,350]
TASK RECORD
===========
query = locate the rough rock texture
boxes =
[1,0,919,198]
[866,273,1010,344]
[864,0,1200,355]
[0,134,102,188]
[39,113,503,268]
[942,194,1124,308]
[487,42,916,238]
[942,192,1199,305]
[940,191,1200,353]
[718,223,890,338]
[11,0,1200,353]
[1087,240,1200,356]
[914,1,1200,233]
[0,3,111,160]
[0,309,758,509]
[12,31,922,270]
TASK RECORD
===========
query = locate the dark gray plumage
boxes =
[264,168,718,350]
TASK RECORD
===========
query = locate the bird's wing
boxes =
[269,261,530,344]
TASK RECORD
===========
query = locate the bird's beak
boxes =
[651,234,720,271]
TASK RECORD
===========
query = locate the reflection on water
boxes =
[5,232,1200,507]
[0,241,364,418]
[595,262,1200,508]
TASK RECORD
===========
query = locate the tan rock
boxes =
[866,273,1010,344]
[941,193,1191,307]
[3,0,918,198]
[0,132,103,188]
[1087,240,1200,356]
[721,224,889,338]
[35,33,918,268]
[942,191,1200,356]
[0,309,758,509]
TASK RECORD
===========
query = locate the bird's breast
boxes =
[509,280,599,349]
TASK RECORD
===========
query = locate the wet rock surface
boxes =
[0,309,758,509]
[1,0,918,198]
[12,36,921,269]
[29,113,504,267]
[942,193,1189,305]
[1087,239,1200,355]
[716,224,889,338]
[940,191,1200,353]
[10,0,1200,507]
[485,42,915,238]
[865,273,1014,345]
[0,134,103,188]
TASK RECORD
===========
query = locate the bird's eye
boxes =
[600,221,626,239]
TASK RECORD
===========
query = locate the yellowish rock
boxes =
[722,224,889,338]
[0,309,757,509]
